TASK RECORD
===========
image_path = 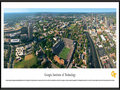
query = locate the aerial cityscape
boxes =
[4,8,116,68]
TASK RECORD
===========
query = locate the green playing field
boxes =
[59,47,70,60]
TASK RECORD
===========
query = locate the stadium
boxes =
[52,38,75,65]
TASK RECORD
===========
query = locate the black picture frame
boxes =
[0,0,119,90]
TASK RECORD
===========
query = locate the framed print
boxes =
[1,2,119,88]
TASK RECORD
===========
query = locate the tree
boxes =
[78,59,83,66]
[74,51,79,58]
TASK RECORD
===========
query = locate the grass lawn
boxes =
[14,54,37,68]
[69,24,75,29]
[59,47,70,60]
[25,54,34,61]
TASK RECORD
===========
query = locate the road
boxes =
[90,36,102,68]
[10,46,16,68]
[9,45,14,68]
[8,45,12,68]
[85,32,100,68]
[68,61,73,68]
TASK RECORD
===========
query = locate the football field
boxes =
[59,47,70,60]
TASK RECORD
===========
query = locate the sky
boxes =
[4,8,116,13]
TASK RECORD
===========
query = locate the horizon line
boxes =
[4,8,116,13]
[4,12,116,14]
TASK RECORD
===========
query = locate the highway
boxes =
[85,32,100,68]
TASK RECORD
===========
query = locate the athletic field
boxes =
[59,47,70,60]
[14,54,37,68]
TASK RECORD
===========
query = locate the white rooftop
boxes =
[100,35,106,41]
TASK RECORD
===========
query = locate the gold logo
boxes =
[111,71,116,78]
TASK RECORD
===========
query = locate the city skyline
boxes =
[4,8,116,13]
[4,10,116,68]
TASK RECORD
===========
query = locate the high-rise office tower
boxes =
[28,23,33,40]
[104,17,107,25]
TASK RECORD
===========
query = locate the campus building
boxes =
[52,40,64,55]
[54,55,64,65]
[97,48,110,68]
[16,46,25,61]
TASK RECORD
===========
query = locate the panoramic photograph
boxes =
[4,8,116,68]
